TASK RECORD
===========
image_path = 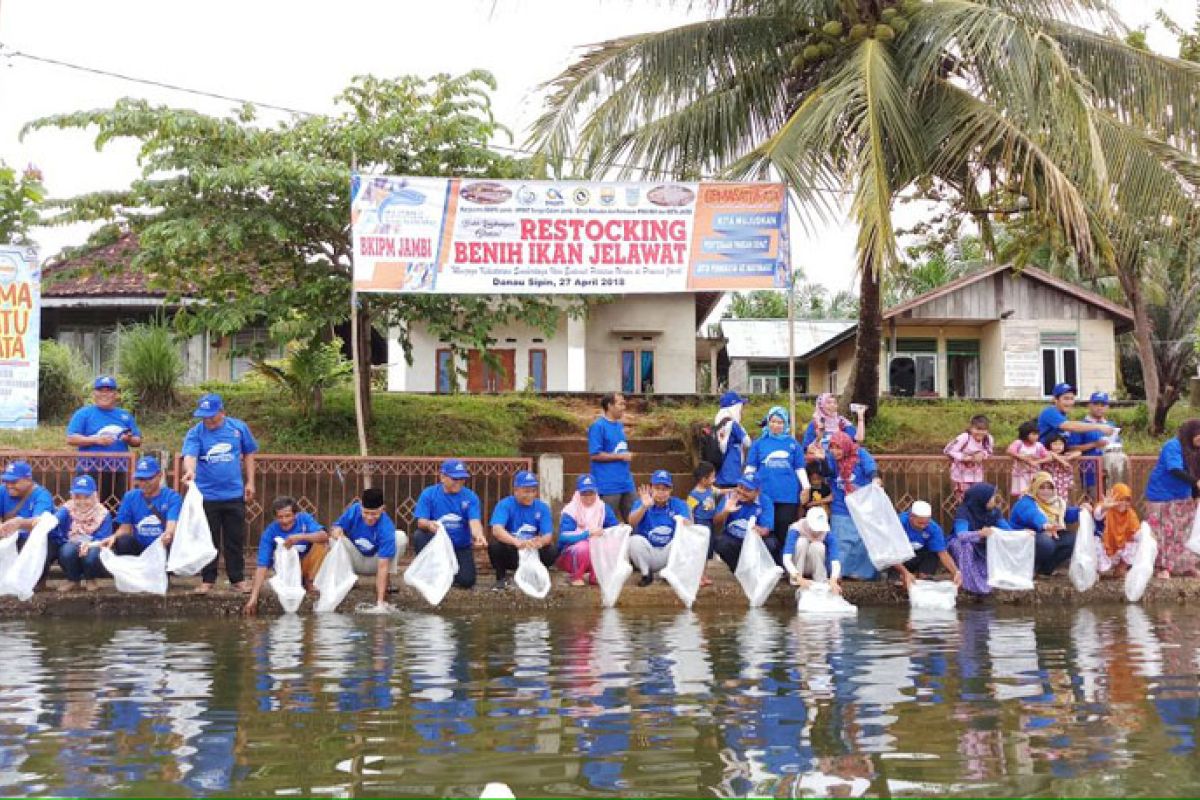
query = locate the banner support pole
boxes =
[350,164,371,486]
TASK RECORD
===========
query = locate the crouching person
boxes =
[243,497,329,615]
[0,460,57,590]
[712,473,777,572]
[488,471,555,591]
[55,475,114,592]
[412,459,488,590]
[891,500,961,589]
[99,457,181,559]
[329,488,403,607]
[783,507,842,593]
[628,470,691,587]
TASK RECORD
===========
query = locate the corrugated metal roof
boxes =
[720,318,856,360]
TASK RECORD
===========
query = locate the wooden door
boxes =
[467,349,516,393]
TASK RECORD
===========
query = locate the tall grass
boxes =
[38,340,89,420]
[118,323,183,411]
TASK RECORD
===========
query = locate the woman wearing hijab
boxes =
[801,393,866,457]
[1009,471,1087,576]
[1094,483,1140,576]
[54,474,114,592]
[824,430,880,580]
[1144,419,1200,578]
[949,483,1014,595]
[744,406,805,552]
[557,474,620,586]
[712,391,750,489]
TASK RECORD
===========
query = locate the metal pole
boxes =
[349,163,371,487]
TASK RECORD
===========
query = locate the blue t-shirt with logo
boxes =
[1037,406,1070,445]
[335,503,397,559]
[687,488,717,530]
[746,433,803,503]
[631,497,691,547]
[717,492,775,540]
[898,511,948,553]
[588,417,635,495]
[0,485,54,542]
[490,496,553,541]
[181,417,259,502]
[52,507,114,547]
[413,484,482,549]
[115,485,183,547]
[256,511,324,568]
[67,405,142,470]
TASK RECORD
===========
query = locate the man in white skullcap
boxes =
[892,500,961,589]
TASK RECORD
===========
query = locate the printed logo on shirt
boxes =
[460,501,470,512]
[136,514,163,538]
[438,513,464,532]
[515,523,539,539]
[648,525,673,545]
[97,424,126,438]
[764,448,793,468]
[613,441,629,453]
[354,537,376,553]
[727,518,750,537]
[204,442,235,463]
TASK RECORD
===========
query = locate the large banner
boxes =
[0,245,39,430]
[351,176,790,294]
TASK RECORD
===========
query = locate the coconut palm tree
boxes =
[531,0,1200,412]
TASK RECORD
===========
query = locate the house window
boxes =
[946,339,981,399]
[436,349,453,393]
[827,358,838,394]
[1040,333,1079,397]
[230,328,283,381]
[748,363,808,395]
[890,338,938,396]
[621,349,655,394]
[528,349,547,392]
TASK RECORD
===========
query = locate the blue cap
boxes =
[193,393,224,418]
[514,470,540,488]
[719,391,747,408]
[93,375,118,390]
[650,469,673,487]
[440,459,470,479]
[1052,382,1076,398]
[576,474,598,493]
[737,473,760,491]
[70,474,97,495]
[1089,391,1111,405]
[134,456,161,479]
[1,461,32,482]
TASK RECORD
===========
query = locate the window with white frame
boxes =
[1040,332,1079,397]
[891,338,938,396]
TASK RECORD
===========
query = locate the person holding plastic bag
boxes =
[556,474,619,587]
[890,501,961,590]
[488,471,555,591]
[1093,483,1140,577]
[329,488,400,607]
[0,461,55,547]
[1010,472,1090,576]
[782,507,842,593]
[948,483,1015,595]
[1144,419,1200,579]
[822,431,881,580]
[412,459,487,590]
[712,472,775,572]
[628,470,692,587]
[745,406,806,550]
[243,496,329,615]
[53,475,114,592]
[98,457,181,559]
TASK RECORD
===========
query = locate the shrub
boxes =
[118,322,184,411]
[38,340,89,420]
[252,339,353,417]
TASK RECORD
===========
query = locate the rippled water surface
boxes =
[2,605,1200,797]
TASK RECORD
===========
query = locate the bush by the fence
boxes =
[118,323,183,411]
[38,340,89,420]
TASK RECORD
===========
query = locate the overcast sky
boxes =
[0,0,1194,293]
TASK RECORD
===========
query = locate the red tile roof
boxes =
[41,233,173,298]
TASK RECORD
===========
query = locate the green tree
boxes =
[727,289,790,317]
[531,0,1200,414]
[887,233,988,305]
[0,162,44,245]
[24,72,580,426]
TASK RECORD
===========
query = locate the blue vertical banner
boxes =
[0,245,40,429]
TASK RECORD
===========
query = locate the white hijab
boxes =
[715,403,743,454]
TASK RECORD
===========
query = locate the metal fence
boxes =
[0,451,138,512]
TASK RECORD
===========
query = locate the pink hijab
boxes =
[561,491,608,533]
[813,393,851,438]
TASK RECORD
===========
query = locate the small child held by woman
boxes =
[944,414,994,501]
[1007,420,1049,498]
[1044,433,1080,501]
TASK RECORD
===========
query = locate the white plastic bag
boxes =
[796,581,857,615]
[845,484,916,570]
[1186,506,1200,556]
[515,547,552,599]
[591,525,633,608]
[908,579,957,610]
[986,529,1036,591]
[166,483,218,577]
[0,512,55,601]
[1069,512,1099,592]
[403,525,458,607]
[314,537,358,613]
[660,518,710,609]
[735,523,783,607]
[0,533,18,580]
[266,538,306,613]
[1125,523,1157,603]
[98,537,168,595]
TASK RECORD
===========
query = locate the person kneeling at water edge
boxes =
[628,470,691,587]
[891,500,961,589]
[99,457,181,559]
[782,507,842,594]
[54,475,114,592]
[557,474,620,587]
[489,471,555,591]
[413,459,488,590]
[1009,472,1088,576]
[244,496,330,615]
[948,483,1014,595]
[712,472,776,572]
[329,488,403,607]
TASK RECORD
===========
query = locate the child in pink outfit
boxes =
[1007,420,1049,497]
[1044,433,1079,501]
[944,414,994,500]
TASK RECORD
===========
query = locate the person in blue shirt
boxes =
[243,496,329,615]
[330,488,401,606]
[65,375,143,505]
[54,475,115,592]
[1009,472,1087,576]
[712,472,776,573]
[0,460,55,545]
[1145,419,1200,579]
[1037,382,1114,446]
[588,393,636,521]
[557,473,620,587]
[782,506,842,593]
[686,461,723,584]
[1068,392,1116,499]
[180,393,259,594]
[413,458,487,590]
[890,500,961,589]
[488,471,555,590]
[102,456,183,557]
[627,470,692,587]
[824,431,881,580]
[745,406,805,545]
[712,391,750,489]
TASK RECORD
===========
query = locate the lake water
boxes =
[1,605,1199,797]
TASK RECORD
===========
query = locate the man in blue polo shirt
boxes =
[181,393,259,594]
[627,470,692,587]
[488,471,555,591]
[0,461,54,544]
[1069,391,1117,499]
[588,393,636,522]
[330,488,401,607]
[712,472,776,572]
[65,375,142,505]
[413,459,488,590]
[889,500,961,589]
[1038,383,1114,447]
[102,456,183,557]
[243,496,329,615]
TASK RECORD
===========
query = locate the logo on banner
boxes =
[460,181,512,205]
[648,185,695,207]
[599,187,616,206]
[545,187,565,205]
[572,187,591,206]
[516,185,537,205]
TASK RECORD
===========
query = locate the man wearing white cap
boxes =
[781,507,842,593]
[892,500,960,589]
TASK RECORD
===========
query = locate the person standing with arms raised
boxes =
[589,393,635,521]
[181,393,259,594]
